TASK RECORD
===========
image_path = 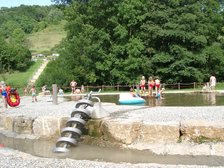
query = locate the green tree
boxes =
[46,0,224,86]
[10,28,26,44]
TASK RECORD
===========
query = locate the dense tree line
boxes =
[39,0,224,87]
[0,5,63,38]
[0,5,64,72]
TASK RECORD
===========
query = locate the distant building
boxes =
[36,54,45,57]
[52,53,60,57]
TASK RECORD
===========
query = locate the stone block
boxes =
[139,123,180,143]
[0,114,3,127]
[101,120,179,144]
[180,120,224,142]
[33,117,68,139]
[13,116,34,134]
[2,116,13,131]
[211,143,224,156]
[86,119,103,137]
[101,120,141,144]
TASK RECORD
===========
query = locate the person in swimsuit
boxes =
[148,76,155,97]
[140,76,146,96]
[30,86,37,102]
[1,81,8,108]
[210,75,216,92]
[154,77,160,95]
[155,88,165,100]
[70,80,77,94]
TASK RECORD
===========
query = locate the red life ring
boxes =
[7,89,20,107]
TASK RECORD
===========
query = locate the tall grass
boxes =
[0,60,43,94]
[26,20,67,54]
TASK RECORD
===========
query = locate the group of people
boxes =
[139,76,164,99]
[21,79,82,104]
[23,85,38,103]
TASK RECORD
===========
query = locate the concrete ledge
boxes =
[180,120,224,142]
[33,116,68,139]
[126,142,224,156]
[101,120,180,144]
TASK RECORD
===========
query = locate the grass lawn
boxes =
[0,60,43,94]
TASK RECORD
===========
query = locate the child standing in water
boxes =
[140,76,146,96]
[148,76,155,97]
[154,77,161,95]
[30,86,37,102]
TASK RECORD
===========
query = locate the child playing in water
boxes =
[140,76,146,96]
[155,88,165,100]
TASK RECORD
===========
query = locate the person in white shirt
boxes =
[210,75,216,91]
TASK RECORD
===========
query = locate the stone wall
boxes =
[0,115,68,139]
[0,114,224,145]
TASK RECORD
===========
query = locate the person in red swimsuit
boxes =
[148,76,155,97]
[155,77,160,94]
[140,76,146,96]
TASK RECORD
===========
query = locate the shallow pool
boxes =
[87,92,224,106]
[0,134,224,166]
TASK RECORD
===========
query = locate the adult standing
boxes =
[70,80,77,94]
[210,75,216,91]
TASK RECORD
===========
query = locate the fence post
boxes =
[117,84,119,91]
[102,85,104,91]
[52,84,58,105]
[178,83,180,90]
[194,82,196,90]
[136,84,140,95]
[86,85,89,92]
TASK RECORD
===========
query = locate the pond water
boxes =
[90,92,224,106]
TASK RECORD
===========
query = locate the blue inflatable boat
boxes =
[118,93,146,105]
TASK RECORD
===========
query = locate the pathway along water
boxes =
[0,134,224,166]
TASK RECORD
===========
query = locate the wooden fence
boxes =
[54,82,205,92]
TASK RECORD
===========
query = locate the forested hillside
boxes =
[0,5,64,72]
[38,0,224,87]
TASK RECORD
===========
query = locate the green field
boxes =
[26,20,67,54]
[0,60,43,94]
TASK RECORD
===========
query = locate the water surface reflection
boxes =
[94,92,224,106]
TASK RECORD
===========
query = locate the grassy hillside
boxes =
[26,20,67,54]
[0,21,67,93]
[0,60,43,94]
